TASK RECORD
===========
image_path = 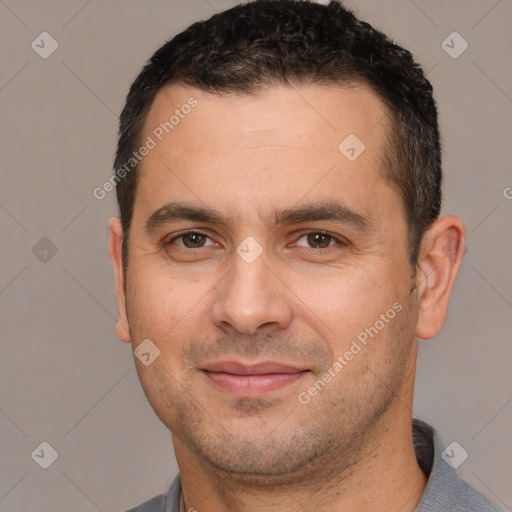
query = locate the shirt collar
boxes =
[413,418,463,511]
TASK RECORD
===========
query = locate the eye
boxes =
[294,231,344,250]
[167,231,217,249]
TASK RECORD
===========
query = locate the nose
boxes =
[210,247,293,336]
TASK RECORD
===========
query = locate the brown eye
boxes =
[169,232,214,249]
[307,233,333,249]
[295,231,340,250]
[182,233,206,248]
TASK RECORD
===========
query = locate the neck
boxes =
[174,345,427,512]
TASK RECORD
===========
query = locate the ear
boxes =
[109,217,131,343]
[415,215,466,340]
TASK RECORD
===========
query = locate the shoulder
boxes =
[124,473,181,512]
[125,493,166,512]
[413,419,505,512]
[455,478,505,512]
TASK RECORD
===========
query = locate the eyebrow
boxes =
[144,200,373,233]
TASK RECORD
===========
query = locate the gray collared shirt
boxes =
[126,419,505,512]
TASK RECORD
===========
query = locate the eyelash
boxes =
[166,230,346,252]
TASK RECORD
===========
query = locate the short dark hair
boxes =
[114,0,441,272]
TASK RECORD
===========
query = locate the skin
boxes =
[109,83,465,512]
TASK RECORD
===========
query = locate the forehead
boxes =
[143,82,390,154]
[135,82,402,229]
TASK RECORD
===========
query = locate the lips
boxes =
[201,360,309,397]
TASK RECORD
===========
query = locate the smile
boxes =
[200,361,310,397]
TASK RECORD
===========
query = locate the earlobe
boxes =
[109,217,131,343]
[415,216,466,341]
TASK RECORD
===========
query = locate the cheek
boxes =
[299,266,406,358]
[293,262,402,341]
[126,264,215,344]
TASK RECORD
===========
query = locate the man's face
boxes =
[115,83,420,479]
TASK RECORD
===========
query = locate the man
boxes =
[108,1,504,511]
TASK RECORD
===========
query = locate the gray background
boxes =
[0,0,511,510]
